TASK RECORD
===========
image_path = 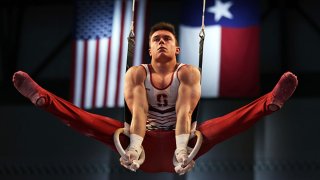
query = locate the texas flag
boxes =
[179,0,260,98]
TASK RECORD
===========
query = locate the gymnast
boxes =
[12,22,298,175]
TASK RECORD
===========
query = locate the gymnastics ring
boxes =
[113,128,146,169]
[173,130,203,168]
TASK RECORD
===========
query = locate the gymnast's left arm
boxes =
[175,65,201,174]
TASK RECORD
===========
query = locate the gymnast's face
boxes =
[148,30,180,61]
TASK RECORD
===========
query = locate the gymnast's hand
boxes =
[174,148,196,175]
[119,146,142,172]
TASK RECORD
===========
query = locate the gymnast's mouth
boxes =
[158,47,167,51]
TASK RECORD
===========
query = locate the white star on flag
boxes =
[207,0,233,22]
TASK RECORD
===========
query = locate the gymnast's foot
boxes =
[12,71,47,106]
[268,71,298,111]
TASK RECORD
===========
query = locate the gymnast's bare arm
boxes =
[175,65,201,136]
[124,66,148,137]
[174,65,201,174]
[120,66,148,171]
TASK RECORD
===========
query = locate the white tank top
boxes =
[141,63,185,130]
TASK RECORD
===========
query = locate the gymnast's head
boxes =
[148,22,180,59]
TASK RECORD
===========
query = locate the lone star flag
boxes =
[179,0,260,98]
[72,0,147,109]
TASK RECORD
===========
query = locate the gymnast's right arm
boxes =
[120,66,148,171]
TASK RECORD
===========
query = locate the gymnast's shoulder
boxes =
[178,63,201,83]
[125,65,147,83]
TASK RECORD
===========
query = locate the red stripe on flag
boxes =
[219,26,260,97]
[115,0,126,107]
[81,40,88,108]
[70,41,76,102]
[103,38,112,106]
[92,38,100,107]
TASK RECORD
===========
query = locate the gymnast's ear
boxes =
[148,48,152,57]
[175,47,180,55]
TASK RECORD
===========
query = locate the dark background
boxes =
[1,0,319,179]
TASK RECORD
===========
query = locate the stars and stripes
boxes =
[71,0,147,109]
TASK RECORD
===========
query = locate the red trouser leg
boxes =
[39,89,123,151]
[140,92,275,172]
[35,89,275,173]
[195,92,274,158]
[38,90,174,173]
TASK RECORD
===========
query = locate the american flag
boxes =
[179,0,260,98]
[72,0,147,109]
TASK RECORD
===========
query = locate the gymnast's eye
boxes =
[152,36,160,42]
[163,36,171,41]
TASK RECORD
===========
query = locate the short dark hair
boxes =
[149,22,179,46]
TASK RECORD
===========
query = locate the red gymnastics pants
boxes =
[37,89,274,173]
